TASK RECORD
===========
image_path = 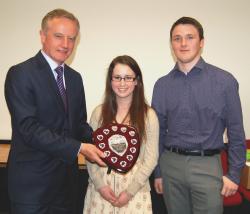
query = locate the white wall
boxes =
[0,0,249,139]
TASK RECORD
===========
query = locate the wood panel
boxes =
[0,144,86,168]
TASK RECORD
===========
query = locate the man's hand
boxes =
[112,191,132,208]
[98,186,117,204]
[80,143,106,166]
[154,178,163,194]
[221,176,238,197]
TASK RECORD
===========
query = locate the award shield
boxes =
[93,123,140,173]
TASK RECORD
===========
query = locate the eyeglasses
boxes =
[112,75,136,82]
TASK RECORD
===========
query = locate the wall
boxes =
[0,0,249,139]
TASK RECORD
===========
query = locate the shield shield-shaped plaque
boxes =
[93,123,140,173]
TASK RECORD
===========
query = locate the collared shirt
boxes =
[152,57,246,183]
[41,50,66,88]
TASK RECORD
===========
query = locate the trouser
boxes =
[10,169,79,214]
[10,202,73,214]
[160,150,223,214]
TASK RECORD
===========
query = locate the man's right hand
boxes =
[154,178,163,194]
[221,176,238,197]
[80,143,106,166]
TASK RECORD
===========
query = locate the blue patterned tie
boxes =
[55,66,67,111]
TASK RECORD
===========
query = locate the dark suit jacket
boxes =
[4,51,92,205]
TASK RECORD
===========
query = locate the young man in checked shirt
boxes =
[152,17,246,214]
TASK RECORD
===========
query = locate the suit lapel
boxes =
[64,66,74,127]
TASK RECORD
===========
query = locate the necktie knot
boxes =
[55,66,64,76]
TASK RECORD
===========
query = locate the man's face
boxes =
[171,24,204,65]
[40,17,78,65]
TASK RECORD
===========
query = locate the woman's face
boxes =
[111,63,137,102]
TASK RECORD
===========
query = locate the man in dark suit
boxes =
[4,8,105,214]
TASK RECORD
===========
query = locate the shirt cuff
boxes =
[226,167,243,184]
[77,143,82,156]
[154,165,162,178]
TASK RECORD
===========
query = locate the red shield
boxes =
[93,123,140,173]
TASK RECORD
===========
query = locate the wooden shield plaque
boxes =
[93,123,140,173]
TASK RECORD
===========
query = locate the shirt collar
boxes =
[41,50,65,72]
[172,57,206,76]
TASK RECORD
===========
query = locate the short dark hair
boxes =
[170,17,204,40]
[41,8,80,32]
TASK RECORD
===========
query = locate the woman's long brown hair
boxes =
[100,55,148,142]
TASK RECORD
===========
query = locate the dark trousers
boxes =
[10,168,79,214]
[11,202,73,214]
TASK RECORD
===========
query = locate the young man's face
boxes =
[40,17,78,65]
[171,24,204,66]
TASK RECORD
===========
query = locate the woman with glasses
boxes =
[83,55,159,213]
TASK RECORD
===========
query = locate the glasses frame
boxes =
[111,75,137,82]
